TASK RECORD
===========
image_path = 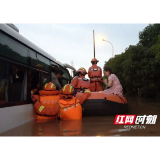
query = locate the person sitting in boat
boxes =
[32,82,61,120]
[88,58,103,92]
[57,84,91,120]
[103,67,123,95]
[70,67,90,92]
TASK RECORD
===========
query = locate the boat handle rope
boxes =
[114,93,126,104]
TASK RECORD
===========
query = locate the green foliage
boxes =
[103,24,160,96]
[150,34,160,60]
[102,76,106,90]
[139,24,160,48]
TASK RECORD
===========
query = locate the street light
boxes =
[102,39,114,58]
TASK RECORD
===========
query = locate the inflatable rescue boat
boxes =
[76,91,128,116]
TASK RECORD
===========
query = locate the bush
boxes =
[138,86,157,98]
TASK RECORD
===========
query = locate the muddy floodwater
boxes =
[1,96,160,136]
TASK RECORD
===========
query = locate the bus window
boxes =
[30,70,40,98]
[0,32,28,64]
[40,72,51,90]
[0,60,9,104]
[58,67,71,87]
[8,64,27,102]
[0,59,28,104]
[61,79,69,87]
[29,49,50,72]
[37,54,50,72]
[50,61,60,72]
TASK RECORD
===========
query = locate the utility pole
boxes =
[71,60,74,77]
[93,30,95,58]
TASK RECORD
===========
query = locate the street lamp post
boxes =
[102,39,114,58]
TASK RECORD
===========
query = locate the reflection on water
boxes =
[112,135,121,136]
[0,97,160,136]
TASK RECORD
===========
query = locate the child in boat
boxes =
[103,67,123,95]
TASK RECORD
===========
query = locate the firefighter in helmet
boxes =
[57,84,91,120]
[32,82,60,121]
[88,58,103,92]
[70,67,90,92]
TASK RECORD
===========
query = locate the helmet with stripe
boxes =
[43,82,56,91]
[76,67,87,75]
[91,58,99,63]
[61,84,74,97]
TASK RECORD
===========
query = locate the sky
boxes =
[15,23,149,77]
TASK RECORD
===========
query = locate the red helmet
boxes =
[61,84,74,97]
[43,82,56,91]
[91,58,99,63]
[76,67,87,75]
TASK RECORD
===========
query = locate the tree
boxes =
[139,24,160,48]
[103,24,160,96]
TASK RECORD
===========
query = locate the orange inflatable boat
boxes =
[76,91,128,116]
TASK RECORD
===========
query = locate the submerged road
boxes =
[1,97,160,136]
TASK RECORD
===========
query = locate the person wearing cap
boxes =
[57,84,91,120]
[88,58,103,92]
[70,67,90,92]
[32,82,61,120]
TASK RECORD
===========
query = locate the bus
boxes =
[0,24,76,134]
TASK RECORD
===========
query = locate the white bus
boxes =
[0,24,76,134]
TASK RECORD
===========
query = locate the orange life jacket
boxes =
[58,97,82,120]
[40,95,60,107]
[76,77,90,89]
[88,65,102,80]
[33,90,60,119]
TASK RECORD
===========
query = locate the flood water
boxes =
[1,96,160,136]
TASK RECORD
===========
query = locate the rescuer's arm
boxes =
[32,94,39,102]
[33,101,60,116]
[76,90,91,105]
[70,76,78,88]
[88,68,91,78]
